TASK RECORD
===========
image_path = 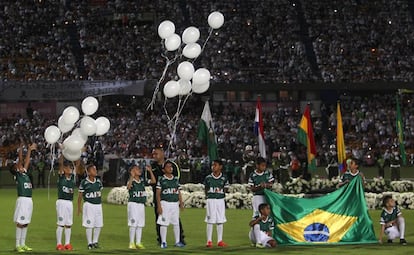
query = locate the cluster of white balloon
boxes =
[43,97,110,162]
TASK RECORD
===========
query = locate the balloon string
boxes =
[193,27,213,63]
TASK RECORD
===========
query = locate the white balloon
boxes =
[177,61,195,80]
[80,116,97,136]
[182,43,201,59]
[81,96,99,116]
[163,80,180,98]
[164,33,181,51]
[44,125,61,144]
[182,26,200,44]
[158,20,175,39]
[178,79,192,96]
[58,116,74,133]
[62,106,80,125]
[208,11,224,29]
[95,117,111,136]
[192,68,211,85]
[72,128,88,143]
[62,148,81,162]
[63,135,84,152]
[192,81,210,94]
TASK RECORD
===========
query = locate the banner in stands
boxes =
[0,80,150,101]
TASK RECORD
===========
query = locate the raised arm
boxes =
[58,154,64,175]
[146,165,156,184]
[24,143,37,170]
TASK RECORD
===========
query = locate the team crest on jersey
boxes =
[59,217,63,221]
[131,219,135,223]
[87,220,91,224]
[20,216,25,220]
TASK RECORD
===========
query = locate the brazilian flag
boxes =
[264,177,377,245]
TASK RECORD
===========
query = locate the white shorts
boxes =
[14,197,33,225]
[127,202,145,227]
[205,199,226,224]
[157,201,179,226]
[56,199,73,226]
[384,226,400,240]
[82,202,103,228]
[252,195,266,217]
[249,229,274,246]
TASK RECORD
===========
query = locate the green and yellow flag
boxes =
[264,177,377,245]
[396,96,407,165]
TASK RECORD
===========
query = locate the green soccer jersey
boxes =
[340,171,361,183]
[57,174,75,200]
[254,215,275,232]
[128,177,147,204]
[79,177,103,204]
[16,171,32,197]
[248,170,275,195]
[156,175,180,202]
[380,206,401,224]
[204,173,230,199]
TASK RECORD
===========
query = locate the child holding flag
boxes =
[204,160,230,248]
[338,159,365,187]
[248,157,274,217]
[156,161,185,249]
[379,195,407,245]
[126,164,156,249]
[249,203,276,248]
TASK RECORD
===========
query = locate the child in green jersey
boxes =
[249,203,277,248]
[379,195,407,245]
[126,164,155,249]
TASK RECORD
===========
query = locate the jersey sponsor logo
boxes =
[24,182,32,189]
[132,191,147,198]
[162,188,179,195]
[62,186,74,194]
[85,191,101,198]
[208,187,224,194]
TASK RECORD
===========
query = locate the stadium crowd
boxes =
[1,0,413,83]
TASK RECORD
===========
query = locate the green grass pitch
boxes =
[0,188,413,254]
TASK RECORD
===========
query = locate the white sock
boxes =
[253,224,261,244]
[398,216,406,239]
[86,228,93,245]
[56,226,64,245]
[160,226,167,243]
[206,224,213,242]
[64,228,71,245]
[173,225,180,244]
[129,227,136,244]
[16,227,22,247]
[217,224,223,242]
[136,227,142,244]
[21,227,28,246]
[93,228,101,243]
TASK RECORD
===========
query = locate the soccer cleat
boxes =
[387,239,393,244]
[206,241,213,248]
[400,239,407,245]
[250,243,256,247]
[175,242,185,248]
[21,245,33,251]
[128,243,136,249]
[136,243,145,249]
[255,243,265,248]
[160,242,167,249]
[56,244,65,251]
[87,244,94,250]
[217,241,227,247]
[15,246,25,253]
[64,244,73,251]
[93,243,100,249]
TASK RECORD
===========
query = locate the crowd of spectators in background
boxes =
[1,0,413,83]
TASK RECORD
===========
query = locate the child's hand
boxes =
[146,165,152,172]
[157,206,163,215]
[179,202,184,211]
[261,215,267,221]
[29,143,37,151]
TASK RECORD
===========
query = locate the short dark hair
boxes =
[86,164,95,172]
[256,157,266,165]
[382,195,393,207]
[258,203,269,213]
[163,160,173,169]
[213,159,224,166]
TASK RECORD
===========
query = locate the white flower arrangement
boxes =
[106,180,414,210]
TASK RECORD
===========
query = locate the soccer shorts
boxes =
[127,202,145,227]
[56,199,73,226]
[157,201,179,226]
[252,195,266,217]
[205,198,227,224]
[384,226,400,240]
[249,229,274,246]
[14,197,33,225]
[82,202,103,228]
